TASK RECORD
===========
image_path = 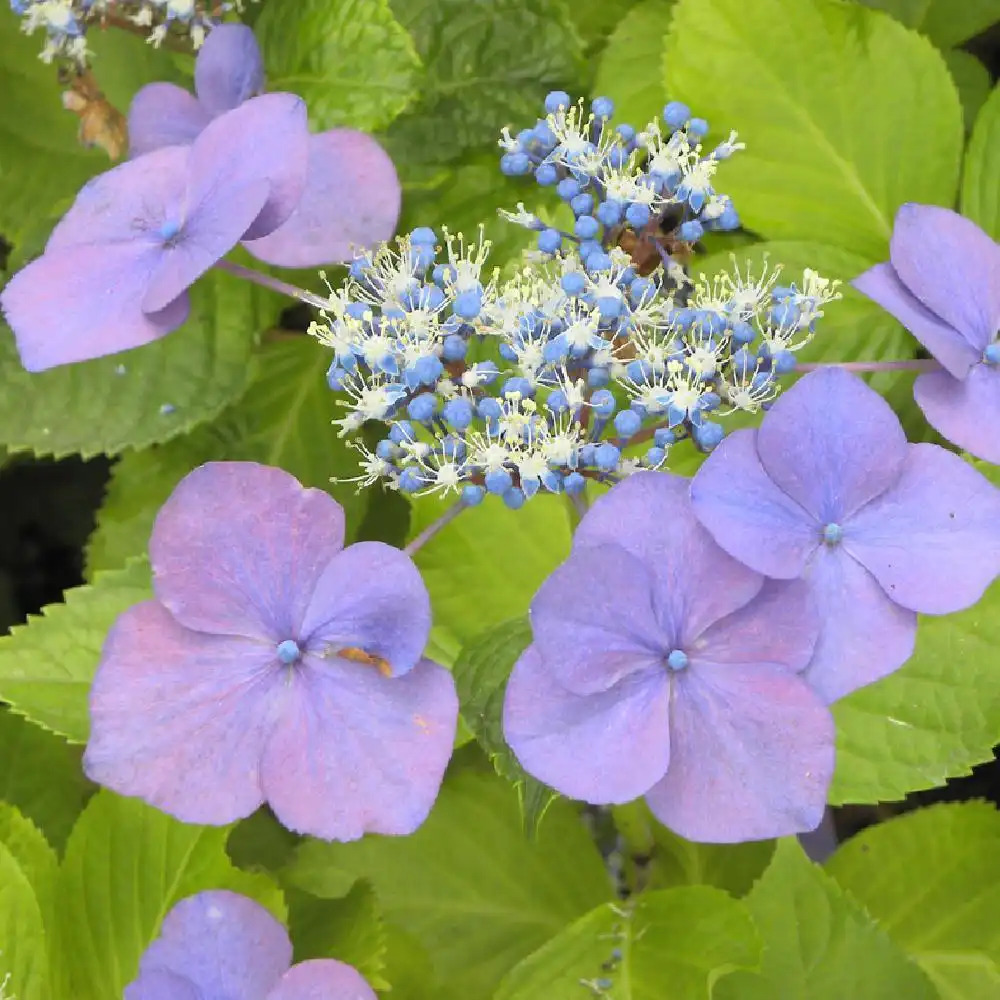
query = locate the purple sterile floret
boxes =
[125,890,377,1000]
[128,23,400,267]
[691,368,1000,703]
[503,472,835,844]
[853,204,1000,463]
[0,94,309,371]
[84,462,458,841]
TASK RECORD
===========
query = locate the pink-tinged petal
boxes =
[914,365,1000,464]
[846,443,1000,614]
[574,472,763,642]
[47,145,189,251]
[645,662,835,843]
[188,93,309,241]
[503,646,670,804]
[852,262,979,378]
[529,543,669,695]
[801,547,916,704]
[195,24,265,116]
[267,960,377,1000]
[84,601,279,825]
[0,242,189,372]
[890,204,1000,351]
[690,429,819,579]
[300,541,430,678]
[756,369,908,523]
[142,178,270,313]
[260,658,458,841]
[693,579,819,673]
[129,891,290,1000]
[244,130,401,267]
[125,969,201,1000]
[150,462,346,640]
[128,82,211,157]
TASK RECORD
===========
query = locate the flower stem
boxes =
[403,499,468,556]
[795,359,940,373]
[215,260,332,311]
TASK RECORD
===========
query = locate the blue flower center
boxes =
[984,342,1000,366]
[158,218,182,243]
[276,639,301,665]
[822,522,843,545]
[666,648,689,672]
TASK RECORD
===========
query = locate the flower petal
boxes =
[694,579,819,673]
[574,472,763,642]
[125,969,201,1000]
[84,601,277,825]
[267,960,377,1000]
[260,658,458,840]
[801,547,916,704]
[690,429,819,579]
[46,145,189,251]
[852,262,980,378]
[149,462,346,640]
[529,542,669,695]
[128,82,211,157]
[127,891,290,1000]
[846,443,1000,614]
[644,662,834,842]
[914,365,1000,465]
[188,93,309,241]
[503,645,671,804]
[300,541,431,678]
[244,129,401,267]
[195,24,265,116]
[890,204,1000,351]
[756,368,908,523]
[142,177,270,314]
[0,242,189,372]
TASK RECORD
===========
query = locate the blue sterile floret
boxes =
[313,94,841,507]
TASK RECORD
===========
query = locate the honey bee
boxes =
[58,67,128,161]
[615,203,694,276]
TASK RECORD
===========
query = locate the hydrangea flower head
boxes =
[853,204,1000,463]
[0,92,309,370]
[126,890,376,999]
[128,23,401,267]
[691,368,1000,703]
[502,472,835,843]
[84,461,458,841]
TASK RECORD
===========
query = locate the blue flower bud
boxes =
[398,468,424,493]
[694,421,724,451]
[574,215,600,240]
[443,397,474,430]
[654,427,676,448]
[590,389,616,416]
[578,443,596,466]
[594,442,621,470]
[614,409,642,439]
[543,335,570,364]
[485,468,513,495]
[537,228,563,254]
[626,359,653,382]
[731,321,755,346]
[407,393,438,422]
[389,420,414,444]
[616,123,636,144]
[453,287,484,319]
[414,354,443,385]
[564,471,586,494]
[645,446,666,466]
[586,251,613,273]
[772,349,797,374]
[503,376,534,397]
[375,439,396,460]
[578,239,604,263]
[410,226,437,245]
[535,163,559,186]
[678,219,703,242]
[546,388,570,413]
[687,117,709,139]
[478,397,502,420]
[625,202,651,228]
[561,271,587,296]
[591,96,615,120]
[570,192,595,217]
[587,365,611,387]
[545,90,572,113]
[557,177,582,201]
[663,101,690,129]
[503,486,527,509]
[500,152,531,176]
[442,333,467,362]
[472,361,500,384]
[596,200,623,227]
[462,484,485,506]
[541,469,564,493]
[326,364,347,390]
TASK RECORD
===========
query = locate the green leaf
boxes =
[408,492,571,660]
[665,0,963,259]
[0,710,91,851]
[942,49,993,132]
[0,269,280,458]
[287,880,388,989]
[830,576,1000,805]
[962,83,1000,241]
[384,0,586,166]
[496,886,760,999]
[256,0,421,132]
[53,791,285,1000]
[826,802,1000,998]
[0,839,49,1000]
[857,0,1000,47]
[283,750,612,997]
[567,0,642,55]
[452,618,556,834]
[715,839,936,1000]
[593,0,675,136]
[0,559,151,744]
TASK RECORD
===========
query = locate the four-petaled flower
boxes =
[854,204,1000,463]
[125,890,376,999]
[128,23,401,268]
[503,472,835,843]
[691,368,1000,703]
[84,461,458,841]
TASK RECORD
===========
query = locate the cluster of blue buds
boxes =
[10,0,254,61]
[314,95,840,509]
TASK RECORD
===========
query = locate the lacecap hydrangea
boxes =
[312,93,841,510]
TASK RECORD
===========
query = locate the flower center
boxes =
[666,648,689,671]
[158,218,182,244]
[822,522,843,545]
[984,342,1000,366]
[276,639,301,665]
